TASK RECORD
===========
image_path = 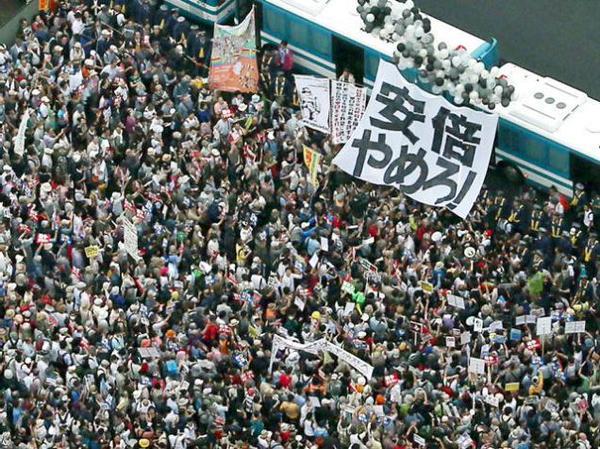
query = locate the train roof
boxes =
[496,63,600,162]
[261,0,487,57]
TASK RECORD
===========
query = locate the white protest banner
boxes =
[14,109,30,156]
[294,75,331,133]
[536,317,552,336]
[446,337,455,348]
[473,317,483,332]
[515,315,526,326]
[331,80,367,144]
[332,60,498,219]
[324,340,374,379]
[270,335,374,379]
[468,357,486,375]
[122,217,140,262]
[565,320,586,334]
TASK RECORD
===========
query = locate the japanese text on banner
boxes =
[332,60,498,219]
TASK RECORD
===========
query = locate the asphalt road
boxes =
[415,0,600,100]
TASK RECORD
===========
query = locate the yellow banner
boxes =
[505,382,520,392]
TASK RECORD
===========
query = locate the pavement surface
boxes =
[416,0,600,100]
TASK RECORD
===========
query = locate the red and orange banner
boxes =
[208,7,259,93]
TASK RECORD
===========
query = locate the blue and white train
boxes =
[255,0,600,196]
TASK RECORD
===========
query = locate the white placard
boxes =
[484,394,499,407]
[460,331,471,345]
[294,297,305,311]
[446,337,455,348]
[473,317,483,332]
[343,302,355,316]
[14,109,30,156]
[332,60,498,219]
[294,75,331,134]
[526,315,538,324]
[565,320,586,334]
[515,315,526,326]
[447,294,465,309]
[536,317,552,336]
[122,217,140,262]
[413,434,426,446]
[309,252,319,268]
[320,237,329,252]
[468,357,486,375]
[489,320,503,331]
[331,80,368,145]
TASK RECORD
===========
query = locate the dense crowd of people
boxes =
[0,1,598,449]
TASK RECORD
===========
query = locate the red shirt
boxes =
[203,323,219,341]
[279,373,292,389]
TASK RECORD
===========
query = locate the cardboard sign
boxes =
[468,357,485,375]
[420,281,434,293]
[565,320,586,334]
[413,435,426,446]
[84,245,100,259]
[536,317,552,336]
[505,382,520,392]
[460,331,471,345]
[446,337,456,348]
[447,294,465,309]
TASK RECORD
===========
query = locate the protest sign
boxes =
[270,335,374,379]
[208,8,259,93]
[420,281,434,293]
[536,317,552,336]
[460,331,471,345]
[468,357,485,375]
[294,75,331,133]
[413,434,426,446]
[84,245,100,259]
[303,145,322,187]
[138,347,161,358]
[122,217,140,262]
[14,109,30,156]
[332,60,498,219]
[565,320,586,334]
[331,80,367,144]
[447,294,465,309]
[505,382,520,392]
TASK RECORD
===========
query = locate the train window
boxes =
[310,27,331,58]
[547,145,570,175]
[263,7,287,34]
[521,136,547,164]
[365,53,380,81]
[288,19,308,48]
[498,124,517,153]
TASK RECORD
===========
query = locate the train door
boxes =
[332,36,364,84]
[571,153,600,192]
